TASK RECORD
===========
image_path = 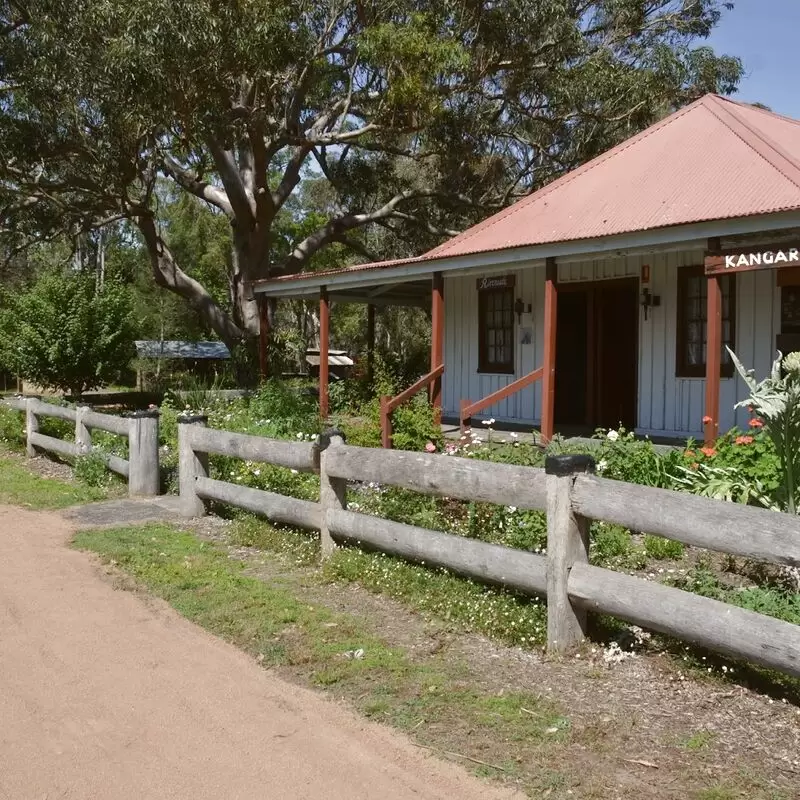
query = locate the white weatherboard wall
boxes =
[442,248,779,438]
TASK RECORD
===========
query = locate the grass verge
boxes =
[0,453,107,509]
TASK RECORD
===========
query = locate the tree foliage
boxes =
[0,0,743,348]
[0,269,135,395]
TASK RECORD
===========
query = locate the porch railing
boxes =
[380,364,445,448]
[459,366,543,432]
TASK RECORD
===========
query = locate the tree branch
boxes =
[136,214,243,345]
[161,154,234,216]
[205,136,256,226]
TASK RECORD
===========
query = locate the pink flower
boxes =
[424,441,437,453]
[702,415,713,425]
[735,435,754,446]
[700,446,717,458]
[749,418,764,429]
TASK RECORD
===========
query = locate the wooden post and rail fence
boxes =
[177,421,800,678]
[4,394,800,676]
[2,396,159,496]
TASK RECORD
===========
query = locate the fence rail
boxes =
[176,425,800,679]
[2,396,158,496]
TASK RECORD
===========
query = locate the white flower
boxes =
[596,459,608,474]
[481,418,496,426]
[506,506,517,512]
[253,469,261,477]
[296,432,304,439]
[509,432,518,439]
[606,430,619,442]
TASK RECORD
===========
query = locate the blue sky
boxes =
[708,0,800,117]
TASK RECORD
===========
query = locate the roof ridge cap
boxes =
[428,98,707,258]
[704,95,800,192]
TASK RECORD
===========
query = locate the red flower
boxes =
[735,435,754,446]
[684,449,695,458]
[424,441,437,453]
[749,418,764,429]
[700,446,717,458]
[702,415,713,425]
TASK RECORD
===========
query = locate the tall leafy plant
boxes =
[729,349,800,514]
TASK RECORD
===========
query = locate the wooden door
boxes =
[593,280,638,430]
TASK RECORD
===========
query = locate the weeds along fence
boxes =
[177,418,800,678]
[2,396,159,497]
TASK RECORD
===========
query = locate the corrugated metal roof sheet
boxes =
[135,341,231,359]
[258,94,800,287]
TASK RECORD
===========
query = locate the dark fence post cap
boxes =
[545,454,596,476]
[317,427,346,449]
[177,413,209,425]
[126,408,161,419]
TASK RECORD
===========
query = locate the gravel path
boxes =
[0,505,518,800]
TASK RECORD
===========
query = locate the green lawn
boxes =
[0,454,106,509]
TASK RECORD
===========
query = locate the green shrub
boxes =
[590,522,646,569]
[643,534,684,560]
[74,452,112,487]
[0,405,25,448]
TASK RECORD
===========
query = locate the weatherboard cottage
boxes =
[255,94,800,446]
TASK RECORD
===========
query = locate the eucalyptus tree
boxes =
[0,0,742,346]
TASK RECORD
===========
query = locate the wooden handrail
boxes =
[380,364,445,448]
[459,367,543,431]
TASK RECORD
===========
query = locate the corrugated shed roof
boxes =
[259,94,800,287]
[135,341,231,360]
[305,349,354,367]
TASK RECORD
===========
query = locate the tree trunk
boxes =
[136,215,244,347]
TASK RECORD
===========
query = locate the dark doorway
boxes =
[554,279,638,430]
[554,291,589,425]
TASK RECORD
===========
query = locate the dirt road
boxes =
[0,506,518,800]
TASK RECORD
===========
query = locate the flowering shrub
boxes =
[729,349,800,514]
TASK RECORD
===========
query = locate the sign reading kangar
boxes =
[705,245,800,275]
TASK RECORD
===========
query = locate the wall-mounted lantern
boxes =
[640,288,661,321]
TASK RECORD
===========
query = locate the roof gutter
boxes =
[254,210,800,298]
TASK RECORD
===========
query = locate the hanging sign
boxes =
[705,244,800,275]
[476,274,515,290]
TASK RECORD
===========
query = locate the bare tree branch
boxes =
[205,136,256,225]
[161,154,234,216]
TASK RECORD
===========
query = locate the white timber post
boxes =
[75,405,92,456]
[178,414,208,518]
[25,398,38,458]
[317,428,347,558]
[546,454,595,653]
[128,409,161,497]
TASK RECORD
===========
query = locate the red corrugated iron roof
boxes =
[262,94,800,285]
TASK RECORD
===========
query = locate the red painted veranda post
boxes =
[430,272,444,420]
[704,238,722,444]
[319,286,330,419]
[540,258,558,444]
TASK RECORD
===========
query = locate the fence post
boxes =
[178,414,208,517]
[75,405,91,456]
[127,409,161,497]
[545,454,595,653]
[25,398,38,458]
[317,428,347,558]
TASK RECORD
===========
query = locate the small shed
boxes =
[305,348,354,380]
[134,340,231,389]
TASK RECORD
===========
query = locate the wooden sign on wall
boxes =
[476,274,515,291]
[705,244,800,275]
